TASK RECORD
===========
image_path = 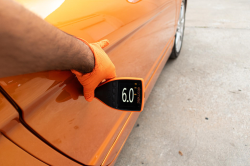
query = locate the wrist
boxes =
[71,38,95,74]
[81,41,95,73]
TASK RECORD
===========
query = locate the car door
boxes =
[0,0,177,165]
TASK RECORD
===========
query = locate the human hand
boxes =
[71,39,116,102]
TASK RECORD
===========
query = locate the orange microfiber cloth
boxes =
[72,39,116,102]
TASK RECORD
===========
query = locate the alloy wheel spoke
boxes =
[175,1,185,53]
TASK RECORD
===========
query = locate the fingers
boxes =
[96,39,110,48]
[84,89,95,102]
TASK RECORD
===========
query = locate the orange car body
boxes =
[0,0,186,165]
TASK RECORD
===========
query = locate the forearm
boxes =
[0,0,94,78]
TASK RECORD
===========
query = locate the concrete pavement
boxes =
[115,0,250,165]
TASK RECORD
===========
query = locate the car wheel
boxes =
[170,0,186,59]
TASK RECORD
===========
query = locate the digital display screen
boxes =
[117,80,142,111]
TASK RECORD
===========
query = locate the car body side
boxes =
[0,0,186,165]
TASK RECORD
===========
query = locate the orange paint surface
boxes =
[0,92,18,131]
[1,0,183,165]
[0,133,47,166]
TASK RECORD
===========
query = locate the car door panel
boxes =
[0,134,48,166]
[0,119,82,166]
[102,36,175,166]
[0,0,177,165]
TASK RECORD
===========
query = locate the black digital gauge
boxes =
[95,78,144,112]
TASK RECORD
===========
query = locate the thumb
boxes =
[83,89,95,102]
[96,39,110,48]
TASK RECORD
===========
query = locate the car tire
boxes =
[170,0,186,59]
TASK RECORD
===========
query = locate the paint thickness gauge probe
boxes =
[95,77,144,112]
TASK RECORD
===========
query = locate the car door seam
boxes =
[0,86,90,166]
[1,132,51,166]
